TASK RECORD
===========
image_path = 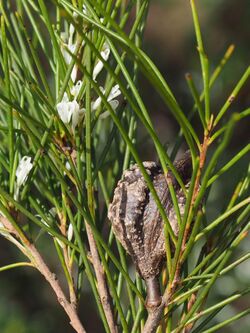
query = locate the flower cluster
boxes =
[56,81,85,132]
[56,80,121,131]
[57,11,121,132]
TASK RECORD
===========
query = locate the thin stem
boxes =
[0,215,86,333]
[85,39,117,333]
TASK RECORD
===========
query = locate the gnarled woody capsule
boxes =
[108,152,192,308]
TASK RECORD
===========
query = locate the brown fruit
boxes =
[108,151,192,307]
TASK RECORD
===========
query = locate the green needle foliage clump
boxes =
[0,1,249,333]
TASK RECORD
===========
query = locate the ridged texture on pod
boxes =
[108,152,192,281]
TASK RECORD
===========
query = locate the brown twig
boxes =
[0,215,86,333]
[143,285,175,333]
[85,223,118,333]
[29,243,86,333]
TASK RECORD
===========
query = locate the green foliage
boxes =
[0,0,249,332]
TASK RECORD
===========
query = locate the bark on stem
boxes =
[0,216,86,333]
[29,243,86,333]
[85,223,117,333]
[143,290,172,333]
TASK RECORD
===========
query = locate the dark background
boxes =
[0,1,249,332]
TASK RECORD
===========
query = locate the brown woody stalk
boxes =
[85,223,118,333]
[143,287,176,333]
[0,215,86,333]
[143,131,211,333]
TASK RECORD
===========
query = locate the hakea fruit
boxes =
[108,151,192,308]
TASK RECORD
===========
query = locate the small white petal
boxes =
[69,23,75,38]
[92,96,101,111]
[101,43,110,61]
[70,80,83,99]
[92,87,105,110]
[109,99,119,110]
[16,156,33,188]
[108,84,121,101]
[92,43,110,81]
[62,92,69,103]
[69,99,83,131]
[62,39,77,66]
[71,65,78,83]
[68,100,80,116]
[62,47,72,66]
[56,93,73,124]
[93,61,104,81]
[57,104,72,123]
[72,107,85,132]
[67,223,74,241]
[99,111,110,119]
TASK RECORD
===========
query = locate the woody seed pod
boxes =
[108,152,192,308]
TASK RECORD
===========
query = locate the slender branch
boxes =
[84,29,117,333]
[143,304,165,333]
[85,223,118,333]
[143,287,174,333]
[29,243,86,333]
[0,215,86,333]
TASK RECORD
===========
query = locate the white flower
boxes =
[14,156,33,200]
[92,84,121,112]
[71,66,78,83]
[16,156,33,187]
[70,80,83,99]
[57,93,72,123]
[57,92,81,125]
[56,89,85,131]
[108,84,121,101]
[93,42,111,81]
[67,223,74,241]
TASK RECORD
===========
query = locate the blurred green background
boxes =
[0,0,249,332]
